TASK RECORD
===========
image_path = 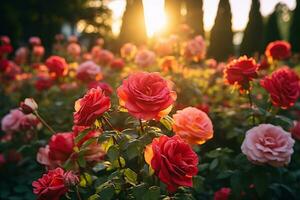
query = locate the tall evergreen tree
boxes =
[185,0,204,37]
[240,0,264,56]
[264,4,281,45]
[289,0,300,53]
[165,0,182,34]
[119,0,147,45]
[208,0,233,61]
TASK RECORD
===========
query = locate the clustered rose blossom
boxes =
[37,130,105,169]
[241,124,295,167]
[291,121,300,140]
[110,58,125,70]
[93,49,114,66]
[144,135,198,192]
[67,43,81,58]
[74,87,111,126]
[224,56,258,91]
[45,56,68,78]
[260,67,300,109]
[35,73,54,91]
[265,40,291,60]
[1,108,39,133]
[0,60,21,80]
[117,72,177,120]
[76,61,102,82]
[32,167,78,200]
[173,107,213,145]
[120,43,137,60]
[134,49,156,67]
[214,187,231,200]
[183,35,206,62]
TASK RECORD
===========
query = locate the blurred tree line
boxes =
[0,0,299,60]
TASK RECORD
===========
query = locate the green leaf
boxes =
[107,145,120,162]
[88,194,100,200]
[160,115,174,130]
[144,186,160,200]
[124,168,138,186]
[81,137,97,149]
[209,158,219,171]
[75,128,90,144]
[132,183,148,200]
[253,170,269,198]
[102,137,114,152]
[192,176,204,192]
[77,154,86,168]
[93,162,107,173]
[125,140,141,160]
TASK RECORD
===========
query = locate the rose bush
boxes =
[0,34,300,200]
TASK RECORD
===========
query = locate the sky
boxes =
[107,0,297,37]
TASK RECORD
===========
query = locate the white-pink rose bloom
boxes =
[1,109,25,133]
[76,61,101,82]
[241,124,295,167]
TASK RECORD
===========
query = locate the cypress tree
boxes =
[208,0,233,61]
[240,0,264,56]
[119,0,147,45]
[165,0,182,34]
[185,0,205,37]
[289,0,300,53]
[264,4,281,46]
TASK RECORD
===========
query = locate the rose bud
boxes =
[20,98,38,114]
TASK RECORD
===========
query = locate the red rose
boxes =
[32,167,78,200]
[144,135,198,192]
[0,44,13,57]
[265,40,291,60]
[224,56,258,91]
[35,74,54,91]
[88,81,113,96]
[214,187,231,200]
[260,67,300,109]
[110,58,125,70]
[45,56,68,78]
[74,87,111,126]
[117,72,177,120]
[0,59,9,72]
[291,121,300,140]
[48,132,75,163]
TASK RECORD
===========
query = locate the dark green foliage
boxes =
[289,0,300,53]
[185,0,205,37]
[240,0,264,56]
[264,4,282,46]
[118,0,147,45]
[208,0,234,61]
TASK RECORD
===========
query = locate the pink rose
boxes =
[134,49,156,67]
[32,45,45,57]
[67,43,81,57]
[241,124,295,167]
[88,81,113,96]
[29,37,41,46]
[172,107,213,145]
[183,35,206,62]
[120,43,137,60]
[1,109,25,133]
[37,145,60,169]
[291,121,300,140]
[15,47,29,65]
[93,49,114,66]
[76,61,102,82]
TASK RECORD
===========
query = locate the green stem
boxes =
[76,186,82,200]
[139,119,145,134]
[247,90,255,126]
[34,111,56,134]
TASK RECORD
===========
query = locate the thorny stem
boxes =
[34,111,56,134]
[139,119,145,134]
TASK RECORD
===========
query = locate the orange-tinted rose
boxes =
[117,72,176,120]
[260,67,300,109]
[74,87,111,126]
[173,107,213,145]
[145,135,198,192]
[265,40,291,60]
[224,56,258,91]
[45,56,68,78]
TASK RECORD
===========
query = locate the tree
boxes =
[208,0,233,61]
[289,0,300,53]
[185,0,205,37]
[164,0,182,34]
[240,0,264,56]
[264,4,282,46]
[118,0,147,45]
